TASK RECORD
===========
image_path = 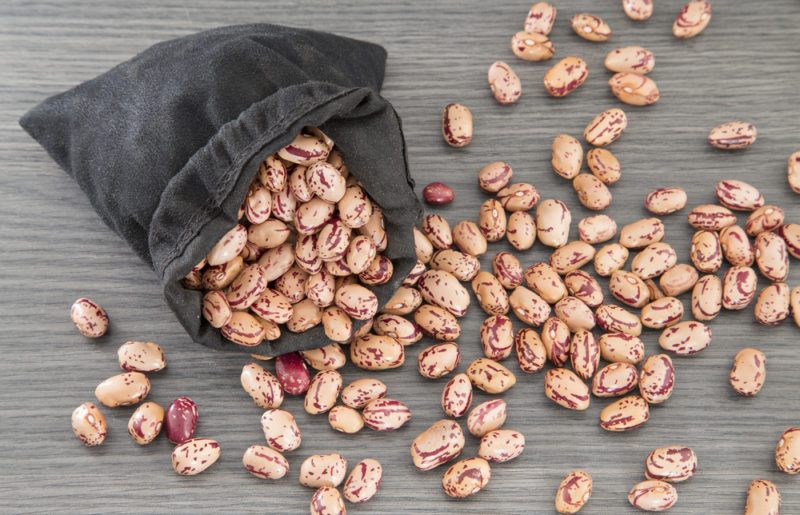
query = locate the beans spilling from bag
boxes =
[68,1,800,513]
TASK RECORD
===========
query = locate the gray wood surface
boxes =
[1,0,799,513]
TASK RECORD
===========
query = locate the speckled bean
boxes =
[299,453,347,488]
[362,398,412,431]
[628,480,678,511]
[117,341,165,373]
[258,154,287,192]
[755,231,789,282]
[639,354,675,404]
[578,214,617,244]
[310,487,344,515]
[573,174,612,211]
[594,243,629,277]
[373,314,422,346]
[241,362,284,409]
[512,31,554,61]
[164,396,198,445]
[343,458,382,504]
[338,185,372,229]
[418,342,461,379]
[127,401,163,445]
[509,286,552,327]
[442,103,473,148]
[544,368,590,411]
[620,218,665,249]
[631,242,677,280]
[328,405,364,434]
[777,223,800,259]
[747,205,785,237]
[720,225,754,266]
[659,321,712,355]
[525,2,557,35]
[592,362,638,397]
[279,131,329,166]
[467,358,517,393]
[524,263,567,304]
[418,269,471,317]
[382,286,422,315]
[609,73,660,106]
[595,304,642,336]
[243,445,289,480]
[688,204,737,231]
[411,419,465,471]
[556,297,596,332]
[261,409,301,452]
[488,61,521,105]
[479,429,525,463]
[600,395,649,431]
[605,45,654,73]
[541,317,571,366]
[95,372,150,408]
[776,427,800,474]
[730,347,767,396]
[645,446,697,483]
[452,220,488,256]
[350,334,404,371]
[645,187,687,215]
[497,183,540,212]
[691,275,722,321]
[610,270,650,308]
[640,297,683,329]
[341,378,387,409]
[208,224,248,266]
[673,0,711,38]
[467,399,507,437]
[544,57,589,98]
[551,134,583,179]
[478,161,513,193]
[659,264,699,297]
[70,297,109,338]
[72,402,107,446]
[792,287,800,328]
[555,470,593,514]
[599,332,644,364]
[478,315,513,360]
[430,249,480,282]
[690,230,722,273]
[441,373,473,418]
[745,479,781,515]
[171,438,220,476]
[723,266,758,310]
[507,211,537,251]
[755,283,791,326]
[442,457,491,498]
[551,241,596,275]
[479,199,507,242]
[570,330,600,379]
[571,13,611,42]
[564,270,604,308]
[515,328,547,373]
[536,199,572,248]
[789,151,800,194]
[584,108,627,147]
[422,214,453,250]
[716,179,764,212]
[303,370,342,415]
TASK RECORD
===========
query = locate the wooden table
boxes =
[1,0,799,512]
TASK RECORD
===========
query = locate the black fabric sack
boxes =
[20,24,422,356]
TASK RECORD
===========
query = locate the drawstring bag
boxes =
[20,24,422,356]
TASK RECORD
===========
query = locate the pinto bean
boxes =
[95,372,151,408]
[321,307,353,343]
[628,480,678,511]
[573,173,612,211]
[341,378,387,409]
[359,207,388,252]
[328,405,364,434]
[639,354,675,404]
[70,297,109,338]
[690,230,723,273]
[362,398,412,431]
[241,362,284,409]
[609,270,650,308]
[775,427,800,474]
[418,342,461,379]
[478,198,507,241]
[544,368,590,411]
[411,419,465,471]
[550,241,596,275]
[658,321,712,355]
[709,120,755,150]
[578,214,617,244]
[584,108,627,147]
[338,185,372,229]
[349,334,404,371]
[452,220,488,256]
[310,487,344,515]
[720,225,754,266]
[594,243,629,277]
[507,211,537,250]
[509,286,551,327]
[442,457,491,498]
[755,283,791,326]
[128,402,164,445]
[609,73,660,106]
[631,242,678,280]
[418,269,471,317]
[497,183,540,212]
[789,151,800,194]
[541,317,572,367]
[620,218,665,249]
[599,332,645,364]
[555,470,593,514]
[515,328,547,373]
[335,284,378,320]
[659,264,699,297]
[688,204,736,231]
[596,304,643,336]
[512,31,555,62]
[488,61,522,105]
[480,315,514,360]
[564,270,604,308]
[71,402,107,446]
[171,438,221,476]
[431,249,481,281]
[544,57,589,98]
[373,313,423,346]
[673,0,712,39]
[691,275,722,321]
[343,458,382,504]
[492,252,523,289]
[745,479,781,515]
[478,161,513,193]
[640,297,684,329]
[467,358,517,393]
[571,13,612,42]
[722,266,758,310]
[441,373,473,418]
[467,399,508,437]
[605,45,654,72]
[551,134,584,179]
[644,187,687,215]
[422,214,453,250]
[525,2,557,35]
[600,395,649,431]
[592,362,638,397]
[755,231,789,282]
[570,330,600,380]
[414,303,461,341]
[716,179,764,211]
[777,223,800,259]
[382,286,423,315]
[556,297,596,332]
[730,347,767,396]
[258,154,287,192]
[536,199,572,248]
[441,103,473,148]
[299,453,347,488]
[645,446,697,483]
[303,370,342,415]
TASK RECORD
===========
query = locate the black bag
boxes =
[20,24,422,356]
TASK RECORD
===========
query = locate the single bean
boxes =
[343,458,382,504]
[479,429,525,464]
[419,269,471,317]
[430,249,480,281]
[478,198,507,241]
[556,297,596,332]
[275,352,311,395]
[306,162,346,203]
[541,317,572,366]
[599,332,645,364]
[362,398,412,431]
[241,362,284,409]
[609,270,650,308]
[423,181,455,206]
[605,45,654,73]
[777,223,800,259]
[776,427,800,474]
[171,438,220,476]
[359,207,388,252]
[507,211,537,250]
[659,264,699,297]
[338,185,372,229]
[584,108,627,147]
[478,161,513,193]
[745,479,781,515]
[480,315,514,360]
[644,187,687,216]
[515,328,547,373]
[310,487,344,515]
[452,220,488,256]
[117,341,165,373]
[411,419,465,471]
[127,401,164,445]
[341,378,386,409]
[279,131,329,165]
[525,2,557,35]
[690,230,723,273]
[242,445,289,480]
[571,13,611,42]
[321,307,353,342]
[270,184,297,223]
[328,405,364,434]
[261,408,302,452]
[628,480,678,511]
[441,373,473,418]
[512,31,555,62]
[755,283,791,326]
[258,154,287,192]
[544,57,589,98]
[673,0,712,39]
[594,243,629,277]
[720,225,755,266]
[789,151,800,194]
[645,446,697,483]
[164,396,198,444]
[403,259,427,286]
[592,362,638,397]
[570,330,600,380]
[595,304,642,336]
[525,262,568,304]
[257,244,294,282]
[792,286,800,328]
[418,342,461,379]
[600,395,649,431]
[640,297,684,329]
[551,241,596,275]
[578,214,617,244]
[755,231,789,282]
[551,134,584,179]
[536,199,572,248]
[492,252,523,289]
[544,368,590,411]
[659,321,712,355]
[497,183,540,212]
[467,358,517,393]
[639,354,675,404]
[71,402,107,446]
[95,372,150,408]
[691,275,722,321]
[722,266,758,310]
[564,270,604,308]
[488,61,522,105]
[573,174,612,211]
[620,218,665,249]
[70,297,109,338]
[274,265,309,303]
[467,399,508,437]
[730,347,767,396]
[208,224,248,266]
[299,453,347,488]
[303,370,342,415]
[442,457,491,498]
[414,303,461,341]
[441,103,473,148]
[716,179,764,211]
[373,314,422,346]
[747,205,785,236]
[609,73,660,106]
[350,334,404,371]
[555,470,593,514]
[688,204,736,231]
[631,242,677,280]
[382,286,422,315]
[509,286,552,327]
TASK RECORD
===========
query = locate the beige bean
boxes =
[414,304,461,341]
[747,205,785,236]
[544,57,589,98]
[304,370,342,415]
[478,161,513,193]
[452,220,488,256]
[645,446,697,483]
[257,243,294,282]
[202,290,232,328]
[242,445,289,480]
[441,373,473,418]
[467,358,516,393]
[430,249,480,281]
[222,311,267,346]
[411,419,465,471]
[422,214,453,250]
[778,223,800,259]
[327,405,364,434]
[720,225,754,266]
[71,402,107,446]
[509,286,552,327]
[128,401,164,445]
[248,219,291,250]
[659,321,712,355]
[488,61,522,105]
[525,2,557,35]
[536,199,572,248]
[564,270,604,308]
[341,378,386,409]
[690,230,723,273]
[271,183,297,223]
[471,271,510,315]
[359,207,388,252]
[600,395,649,431]
[442,457,491,498]
[730,347,767,396]
[299,453,347,488]
[716,179,764,212]
[334,283,378,320]
[639,354,675,404]
[659,264,699,297]
[286,298,322,333]
[709,120,757,150]
[610,270,650,308]
[261,408,301,452]
[578,214,617,244]
[789,151,800,194]
[673,0,712,38]
[544,368,590,411]
[595,304,642,336]
[258,154,287,192]
[584,108,627,147]
[592,362,638,397]
[541,317,572,366]
[338,185,372,229]
[226,263,267,310]
[70,297,109,338]
[343,458,382,504]
[792,286,800,328]
[599,332,645,364]
[525,263,568,304]
[315,220,350,263]
[570,330,600,380]
[755,231,789,282]
[609,73,659,106]
[631,242,677,280]
[373,314,422,346]
[350,334,404,371]
[117,341,165,373]
[274,265,309,303]
[573,174,612,211]
[171,438,221,476]
[241,362,284,409]
[362,398,411,431]
[551,241,596,275]
[776,427,800,474]
[310,486,344,515]
[594,243,629,277]
[305,162,346,203]
[359,254,393,286]
[755,283,791,326]
[556,297,596,332]
[745,479,781,515]
[551,134,583,179]
[95,372,150,408]
[641,297,683,329]
[497,183,540,212]
[478,315,513,361]
[491,252,523,289]
[644,187,688,215]
[691,275,722,321]
[688,204,737,231]
[467,399,508,437]
[279,131,329,165]
[605,45,654,73]
[722,266,758,310]
[620,218,665,249]
[305,270,336,308]
[511,31,555,61]
[413,227,435,265]
[507,211,537,250]
[418,342,461,379]
[251,288,293,324]
[418,269,471,317]
[628,480,678,511]
[515,328,547,373]
[645,279,666,301]
[403,259,427,286]
[441,103,473,148]
[571,13,611,42]
[555,470,593,514]
[586,149,621,187]
[382,286,422,315]
[256,316,281,342]
[479,429,525,463]
[208,224,248,266]
[478,199,507,242]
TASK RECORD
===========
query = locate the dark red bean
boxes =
[422,182,455,206]
[275,352,311,395]
[164,396,198,444]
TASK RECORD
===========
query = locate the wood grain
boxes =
[1,0,799,512]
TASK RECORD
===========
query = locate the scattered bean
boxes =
[71,402,107,446]
[555,470,592,514]
[343,458,382,503]
[645,187,688,216]
[411,419,465,471]
[488,61,522,105]
[745,479,781,515]
[628,480,678,511]
[544,57,589,98]
[441,103,473,148]
[70,298,109,338]
[441,373,473,418]
[525,2,557,35]
[512,31,555,62]
[362,398,412,431]
[659,321,712,355]
[300,453,347,488]
[243,445,289,480]
[600,395,649,431]
[605,46,654,73]
[571,13,612,42]
[673,0,712,39]
[592,362,638,397]
[442,457,491,498]
[544,368,590,411]
[467,358,517,393]
[776,427,800,474]
[171,438,220,476]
